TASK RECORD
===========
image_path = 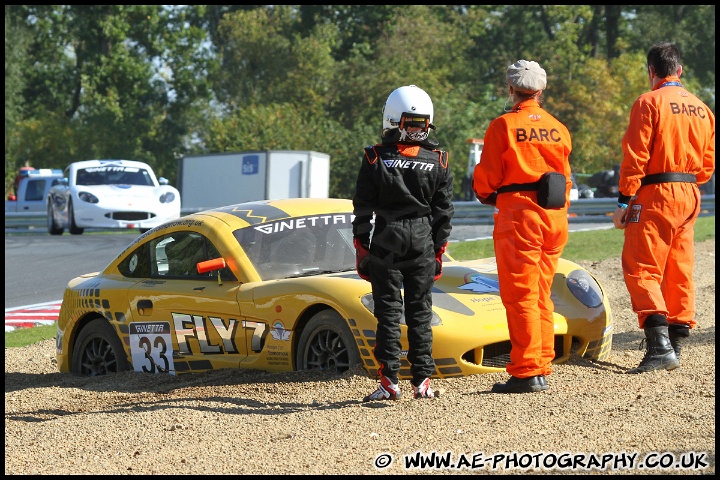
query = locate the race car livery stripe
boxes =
[216,202,291,224]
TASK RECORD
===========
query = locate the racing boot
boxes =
[627,314,679,374]
[668,324,690,360]
[363,376,401,402]
[412,378,439,399]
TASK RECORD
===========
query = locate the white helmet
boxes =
[382,85,434,141]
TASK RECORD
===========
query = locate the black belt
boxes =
[641,172,696,186]
[497,181,539,193]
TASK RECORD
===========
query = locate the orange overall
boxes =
[473,98,572,379]
[619,76,715,329]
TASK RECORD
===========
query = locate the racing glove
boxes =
[434,243,447,281]
[353,238,371,282]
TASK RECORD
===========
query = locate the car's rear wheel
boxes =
[68,200,84,235]
[47,201,64,235]
[72,318,130,376]
[295,310,360,374]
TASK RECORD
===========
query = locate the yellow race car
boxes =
[56,198,613,379]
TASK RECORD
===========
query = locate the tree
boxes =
[4,5,714,201]
[4,5,216,189]
[5,6,31,193]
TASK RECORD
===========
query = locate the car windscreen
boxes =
[75,165,155,186]
[234,212,357,280]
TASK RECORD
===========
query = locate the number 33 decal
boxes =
[129,322,176,375]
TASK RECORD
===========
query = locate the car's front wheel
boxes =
[47,201,63,235]
[295,310,361,374]
[72,318,130,376]
[68,200,84,235]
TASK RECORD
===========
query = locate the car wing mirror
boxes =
[197,257,227,285]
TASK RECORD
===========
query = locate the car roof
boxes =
[179,197,353,231]
[68,159,152,170]
[20,168,63,178]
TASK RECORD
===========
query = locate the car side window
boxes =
[24,180,46,201]
[154,232,236,280]
[117,242,152,278]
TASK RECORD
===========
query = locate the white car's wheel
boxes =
[47,201,64,235]
[68,200,84,235]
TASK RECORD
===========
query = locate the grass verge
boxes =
[448,215,714,262]
[5,324,57,348]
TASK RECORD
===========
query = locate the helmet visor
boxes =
[398,112,433,131]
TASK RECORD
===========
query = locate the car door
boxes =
[18,178,49,212]
[124,231,250,375]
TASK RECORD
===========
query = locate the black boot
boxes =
[627,315,679,374]
[491,375,548,393]
[668,324,690,360]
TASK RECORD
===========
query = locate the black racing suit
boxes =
[352,131,454,385]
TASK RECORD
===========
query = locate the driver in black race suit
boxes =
[352,85,454,402]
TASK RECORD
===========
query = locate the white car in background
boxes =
[47,159,181,235]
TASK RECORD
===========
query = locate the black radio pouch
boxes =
[497,172,567,209]
[537,172,567,209]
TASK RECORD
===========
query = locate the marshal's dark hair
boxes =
[647,42,681,78]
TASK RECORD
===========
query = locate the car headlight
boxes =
[78,191,99,203]
[361,293,442,326]
[566,269,604,308]
[160,192,176,203]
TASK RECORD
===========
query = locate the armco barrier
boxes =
[5,211,48,230]
[450,195,715,225]
[5,195,715,230]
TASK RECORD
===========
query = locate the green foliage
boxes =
[4,5,715,199]
[555,54,650,174]
[4,5,215,190]
[5,7,31,195]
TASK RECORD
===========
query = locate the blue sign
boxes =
[242,155,259,175]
